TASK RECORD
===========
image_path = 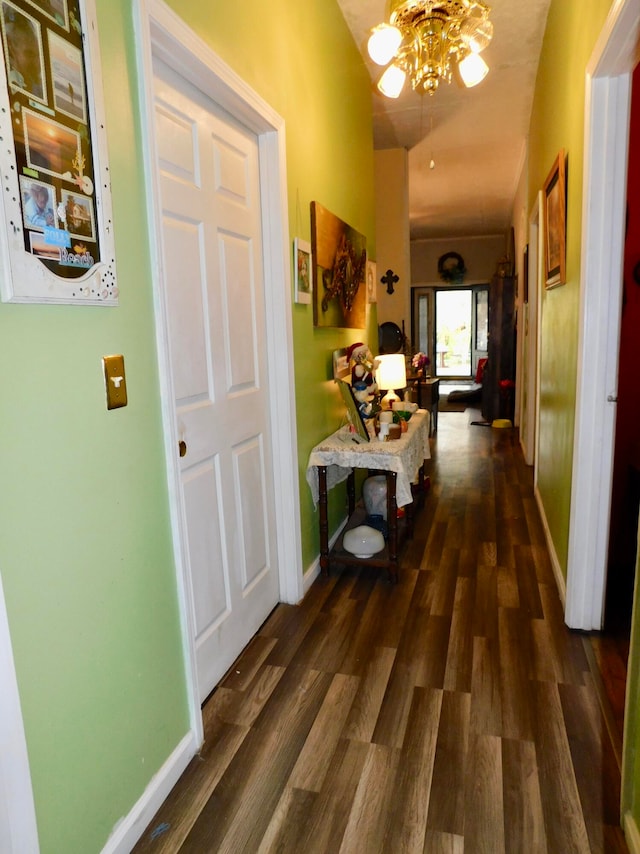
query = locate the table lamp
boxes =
[375,353,406,410]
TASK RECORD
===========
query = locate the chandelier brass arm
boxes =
[368,0,493,98]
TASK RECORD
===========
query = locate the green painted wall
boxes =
[527,0,612,573]
[0,1,375,852]
[0,2,189,852]
[166,0,378,571]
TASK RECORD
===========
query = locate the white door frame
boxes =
[565,0,640,629]
[0,572,39,853]
[521,192,542,468]
[135,0,303,737]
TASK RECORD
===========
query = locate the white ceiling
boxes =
[336,0,552,240]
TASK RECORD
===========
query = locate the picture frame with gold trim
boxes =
[543,149,566,289]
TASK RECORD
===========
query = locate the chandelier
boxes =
[368,0,493,98]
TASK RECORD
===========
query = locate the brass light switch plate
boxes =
[103,354,128,410]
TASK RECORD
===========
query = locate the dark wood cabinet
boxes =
[406,376,439,434]
[481,275,516,423]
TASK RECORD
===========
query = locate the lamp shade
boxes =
[375,354,406,390]
[377,64,407,98]
[376,353,407,409]
[458,52,489,87]
[459,17,493,53]
[375,354,407,409]
[368,24,402,65]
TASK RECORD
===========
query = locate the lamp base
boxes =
[380,390,400,410]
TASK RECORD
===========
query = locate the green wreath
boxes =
[438,252,466,283]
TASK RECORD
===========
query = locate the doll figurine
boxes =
[352,381,375,419]
[346,342,380,393]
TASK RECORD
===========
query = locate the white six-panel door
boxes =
[152,58,279,701]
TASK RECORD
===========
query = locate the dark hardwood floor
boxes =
[134,406,628,853]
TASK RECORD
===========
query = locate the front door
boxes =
[152,58,279,702]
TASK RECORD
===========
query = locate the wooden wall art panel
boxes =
[311,201,366,328]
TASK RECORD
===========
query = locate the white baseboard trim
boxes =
[519,436,533,468]
[534,484,566,606]
[303,561,320,595]
[101,730,197,854]
[302,517,348,597]
[625,811,640,854]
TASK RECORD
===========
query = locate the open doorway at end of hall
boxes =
[411,284,489,381]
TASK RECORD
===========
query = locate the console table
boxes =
[306,410,430,581]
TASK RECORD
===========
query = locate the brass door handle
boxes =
[179,440,187,457]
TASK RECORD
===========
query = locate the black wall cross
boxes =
[381,269,399,295]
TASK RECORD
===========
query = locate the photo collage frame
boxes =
[0,0,117,304]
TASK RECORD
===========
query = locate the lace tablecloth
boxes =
[306,409,430,508]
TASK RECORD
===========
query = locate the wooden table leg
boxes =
[318,465,330,576]
[415,459,426,504]
[346,470,355,516]
[406,458,429,538]
[406,494,414,538]
[386,471,398,583]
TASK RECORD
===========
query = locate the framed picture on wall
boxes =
[366,259,377,304]
[0,0,118,304]
[543,149,566,289]
[293,237,312,304]
[311,201,367,328]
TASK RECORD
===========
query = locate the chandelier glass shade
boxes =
[368,0,493,98]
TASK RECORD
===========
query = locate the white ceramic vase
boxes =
[362,475,387,520]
